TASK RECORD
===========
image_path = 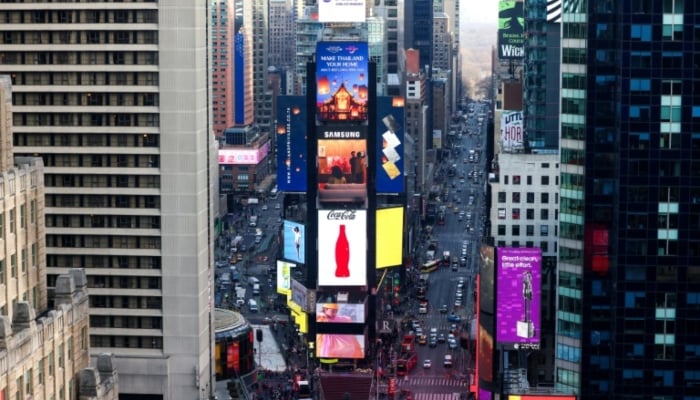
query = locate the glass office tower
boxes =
[556,1,700,398]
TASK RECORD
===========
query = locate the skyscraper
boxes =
[556,1,700,398]
[0,1,215,398]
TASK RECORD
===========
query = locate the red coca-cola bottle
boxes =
[335,224,350,277]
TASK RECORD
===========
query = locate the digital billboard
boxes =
[376,207,403,269]
[316,303,365,324]
[496,247,542,346]
[291,278,313,313]
[318,135,368,206]
[318,210,367,287]
[276,260,294,296]
[500,111,524,153]
[498,1,525,59]
[218,141,271,165]
[318,0,366,24]
[316,42,369,123]
[316,334,365,359]
[283,220,306,263]
[276,96,308,192]
[376,96,405,193]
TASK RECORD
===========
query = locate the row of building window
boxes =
[498,207,558,221]
[0,244,38,284]
[495,240,554,254]
[497,224,553,236]
[47,255,161,271]
[498,191,555,204]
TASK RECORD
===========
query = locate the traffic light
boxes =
[393,273,400,305]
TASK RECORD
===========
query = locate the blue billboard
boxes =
[376,96,405,194]
[316,42,369,124]
[276,96,307,192]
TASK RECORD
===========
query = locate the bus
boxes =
[420,260,439,273]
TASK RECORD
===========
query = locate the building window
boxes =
[10,254,16,278]
[541,209,549,220]
[540,241,549,252]
[526,225,534,236]
[512,225,520,235]
[498,225,506,235]
[9,208,15,233]
[513,175,521,185]
[38,359,44,384]
[527,176,532,185]
[542,193,550,203]
[498,192,506,203]
[527,193,535,203]
[541,225,549,236]
[498,208,506,219]
[512,192,521,203]
[526,209,535,220]
[512,208,520,219]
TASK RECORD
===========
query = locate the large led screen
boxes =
[318,0,366,23]
[498,1,525,59]
[316,303,365,324]
[276,260,294,296]
[276,96,307,192]
[316,42,369,124]
[376,207,403,269]
[376,96,405,193]
[317,136,368,206]
[218,141,271,165]
[496,247,541,345]
[318,210,367,287]
[291,278,311,313]
[283,220,306,263]
[316,334,365,359]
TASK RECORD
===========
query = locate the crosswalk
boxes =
[397,376,468,388]
[411,393,462,400]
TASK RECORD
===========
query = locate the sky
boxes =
[461,0,499,24]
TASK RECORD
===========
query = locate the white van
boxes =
[443,354,453,367]
[248,276,260,287]
[252,283,260,295]
[248,299,258,313]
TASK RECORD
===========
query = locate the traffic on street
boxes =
[377,100,490,400]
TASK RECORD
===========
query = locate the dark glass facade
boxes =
[557,1,700,398]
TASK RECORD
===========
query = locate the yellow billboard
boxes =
[376,206,404,268]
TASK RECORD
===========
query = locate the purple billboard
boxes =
[496,247,541,346]
[276,96,308,192]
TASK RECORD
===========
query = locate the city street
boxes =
[398,101,489,399]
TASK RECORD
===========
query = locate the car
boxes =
[449,324,458,334]
[439,304,448,314]
[454,300,462,309]
[451,264,458,271]
[429,338,438,348]
[418,335,428,345]
[261,205,268,211]
[456,290,463,298]
[423,359,432,368]
[437,333,446,343]
[415,327,424,338]
[411,320,421,331]
[443,354,453,368]
[448,338,458,349]
[447,313,461,323]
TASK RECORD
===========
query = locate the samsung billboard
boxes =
[496,247,541,347]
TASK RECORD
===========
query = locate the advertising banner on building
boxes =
[376,96,405,193]
[498,1,525,59]
[316,42,369,124]
[318,0,366,23]
[283,220,306,264]
[376,206,404,269]
[317,136,368,206]
[500,111,524,153]
[316,334,365,359]
[317,209,367,286]
[291,278,312,313]
[276,96,308,192]
[218,141,271,165]
[496,247,541,346]
[276,260,294,296]
[316,302,365,324]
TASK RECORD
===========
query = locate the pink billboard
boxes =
[496,247,541,347]
[218,141,271,165]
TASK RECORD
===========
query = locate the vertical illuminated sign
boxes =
[498,1,525,59]
[276,96,307,192]
[376,96,405,193]
[316,42,369,124]
[496,247,542,346]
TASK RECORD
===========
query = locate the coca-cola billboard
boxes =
[317,210,367,287]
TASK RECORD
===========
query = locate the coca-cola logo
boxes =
[326,210,356,220]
